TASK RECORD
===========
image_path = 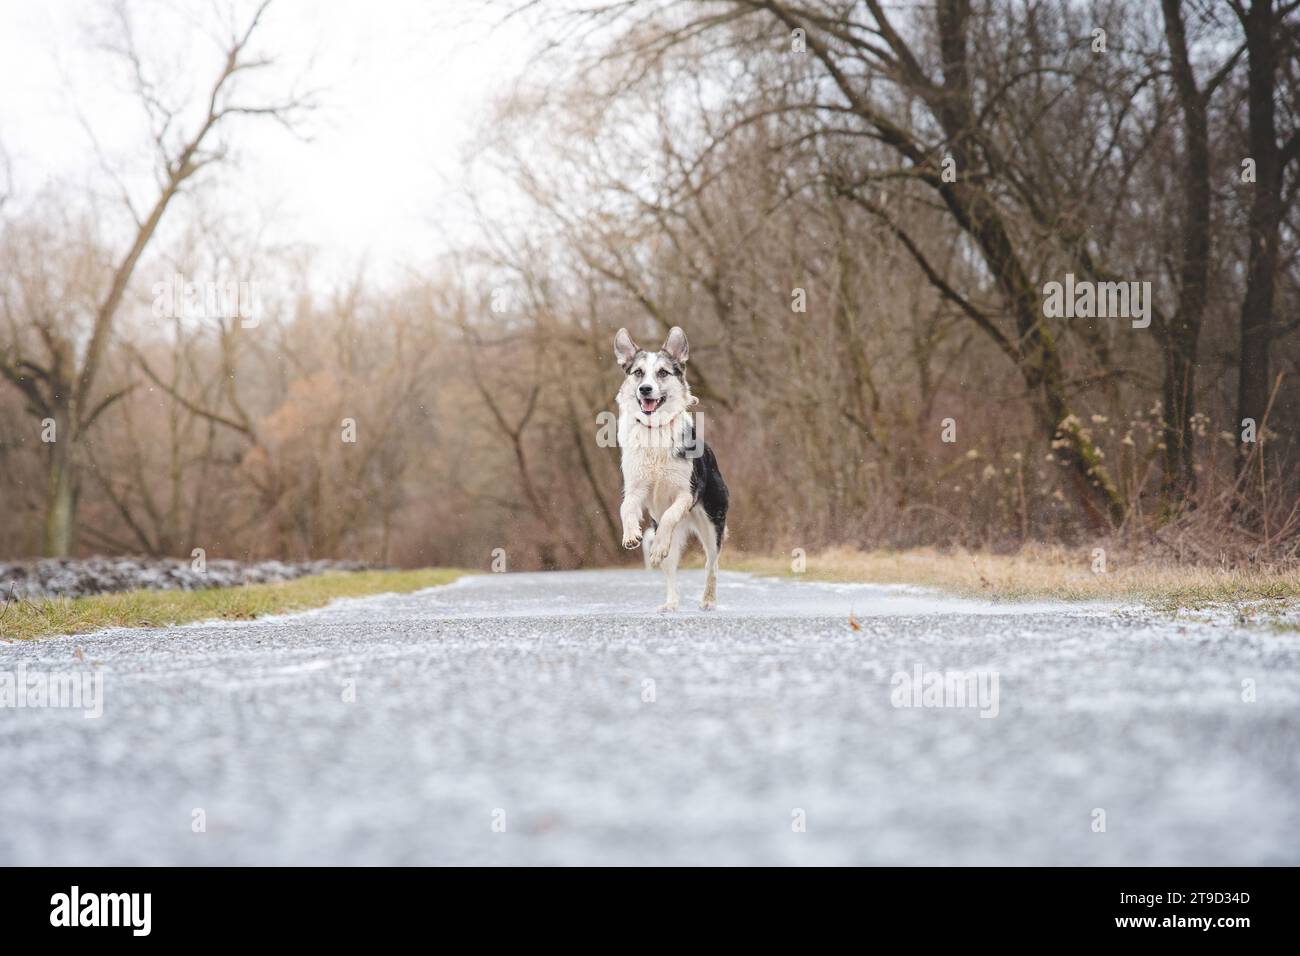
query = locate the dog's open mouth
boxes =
[639,396,664,414]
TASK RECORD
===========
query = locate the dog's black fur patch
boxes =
[678,420,729,547]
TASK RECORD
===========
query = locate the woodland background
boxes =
[1,0,1297,570]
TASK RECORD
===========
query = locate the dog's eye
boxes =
[656,369,668,378]
[633,368,643,378]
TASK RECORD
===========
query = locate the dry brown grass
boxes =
[725,545,1300,611]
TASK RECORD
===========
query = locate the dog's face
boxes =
[614,326,693,425]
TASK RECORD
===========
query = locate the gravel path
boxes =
[1,569,1297,865]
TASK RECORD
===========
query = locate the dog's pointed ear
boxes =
[614,328,639,369]
[662,326,689,365]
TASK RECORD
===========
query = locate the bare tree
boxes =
[0,0,312,556]
[1159,0,1241,508]
[1233,0,1300,474]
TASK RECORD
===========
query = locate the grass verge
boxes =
[0,569,469,642]
[726,546,1300,613]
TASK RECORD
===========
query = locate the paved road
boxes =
[2,570,1298,865]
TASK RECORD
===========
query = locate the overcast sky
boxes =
[0,0,538,284]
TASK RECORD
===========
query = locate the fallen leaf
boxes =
[848,610,861,631]
[74,646,86,662]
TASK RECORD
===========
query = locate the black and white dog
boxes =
[614,326,729,611]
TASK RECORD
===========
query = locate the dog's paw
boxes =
[657,600,678,612]
[648,539,672,567]
[699,597,716,611]
[621,528,642,550]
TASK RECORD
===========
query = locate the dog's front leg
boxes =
[620,489,645,549]
[648,491,691,568]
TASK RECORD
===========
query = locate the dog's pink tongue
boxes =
[640,399,657,413]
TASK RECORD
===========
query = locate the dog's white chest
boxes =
[623,442,688,482]
[619,414,693,504]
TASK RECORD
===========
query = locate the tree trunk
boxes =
[1236,0,1281,471]
[43,416,78,557]
[1160,0,1212,511]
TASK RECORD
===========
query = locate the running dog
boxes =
[614,326,729,611]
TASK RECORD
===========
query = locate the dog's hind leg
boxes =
[657,521,689,612]
[640,518,658,570]
[694,510,720,610]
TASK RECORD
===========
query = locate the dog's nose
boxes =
[638,384,654,396]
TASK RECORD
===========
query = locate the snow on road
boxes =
[2,570,1297,865]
